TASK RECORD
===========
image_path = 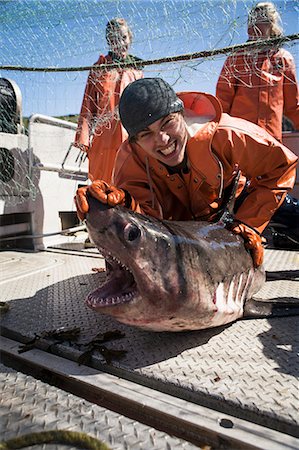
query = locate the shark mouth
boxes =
[86,251,137,308]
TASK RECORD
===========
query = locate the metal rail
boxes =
[1,335,298,450]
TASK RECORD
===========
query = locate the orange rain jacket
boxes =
[113,92,297,234]
[216,47,299,142]
[74,53,143,182]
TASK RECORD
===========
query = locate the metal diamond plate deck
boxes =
[1,247,298,437]
[0,363,199,450]
[0,251,63,285]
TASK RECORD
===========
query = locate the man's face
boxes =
[107,25,131,58]
[134,112,188,167]
[248,22,271,39]
[248,11,271,40]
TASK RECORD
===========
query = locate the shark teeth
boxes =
[102,250,131,271]
[86,291,134,308]
[85,246,137,308]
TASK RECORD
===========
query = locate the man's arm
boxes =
[74,72,96,149]
[74,55,107,149]
[214,120,298,234]
[216,55,237,113]
[113,141,164,219]
[75,141,164,221]
[283,52,299,131]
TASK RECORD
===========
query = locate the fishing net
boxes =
[0,0,298,206]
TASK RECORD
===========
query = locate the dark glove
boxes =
[74,180,129,221]
[228,221,264,268]
[73,142,89,152]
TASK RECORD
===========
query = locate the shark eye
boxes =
[124,223,141,242]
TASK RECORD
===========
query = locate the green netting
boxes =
[0,0,298,205]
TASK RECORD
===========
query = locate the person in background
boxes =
[74,17,143,183]
[75,78,298,267]
[216,1,299,143]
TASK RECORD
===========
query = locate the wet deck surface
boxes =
[1,244,298,447]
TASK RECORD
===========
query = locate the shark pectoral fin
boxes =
[244,297,299,318]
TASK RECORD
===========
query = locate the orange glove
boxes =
[74,180,128,221]
[228,221,264,268]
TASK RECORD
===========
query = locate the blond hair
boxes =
[105,18,133,44]
[248,2,283,37]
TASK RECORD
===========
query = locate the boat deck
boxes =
[1,242,298,449]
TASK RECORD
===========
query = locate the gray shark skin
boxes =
[85,197,268,332]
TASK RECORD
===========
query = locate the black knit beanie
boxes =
[119,78,184,138]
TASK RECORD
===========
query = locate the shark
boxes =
[84,191,298,332]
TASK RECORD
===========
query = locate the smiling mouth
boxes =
[86,251,137,309]
[159,142,176,158]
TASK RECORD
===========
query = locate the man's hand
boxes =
[74,180,127,221]
[229,221,264,268]
[73,143,89,153]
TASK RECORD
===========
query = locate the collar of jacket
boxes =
[107,52,142,64]
[177,91,222,123]
[186,122,224,198]
[177,92,224,196]
[93,53,143,70]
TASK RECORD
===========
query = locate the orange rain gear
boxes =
[113,92,297,234]
[216,47,299,142]
[74,54,143,182]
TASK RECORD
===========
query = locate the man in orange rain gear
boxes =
[74,18,143,182]
[216,2,299,143]
[75,78,298,267]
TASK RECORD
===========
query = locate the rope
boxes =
[0,430,111,450]
[0,224,86,242]
[1,34,298,72]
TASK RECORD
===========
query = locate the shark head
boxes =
[85,195,265,332]
[85,198,218,331]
